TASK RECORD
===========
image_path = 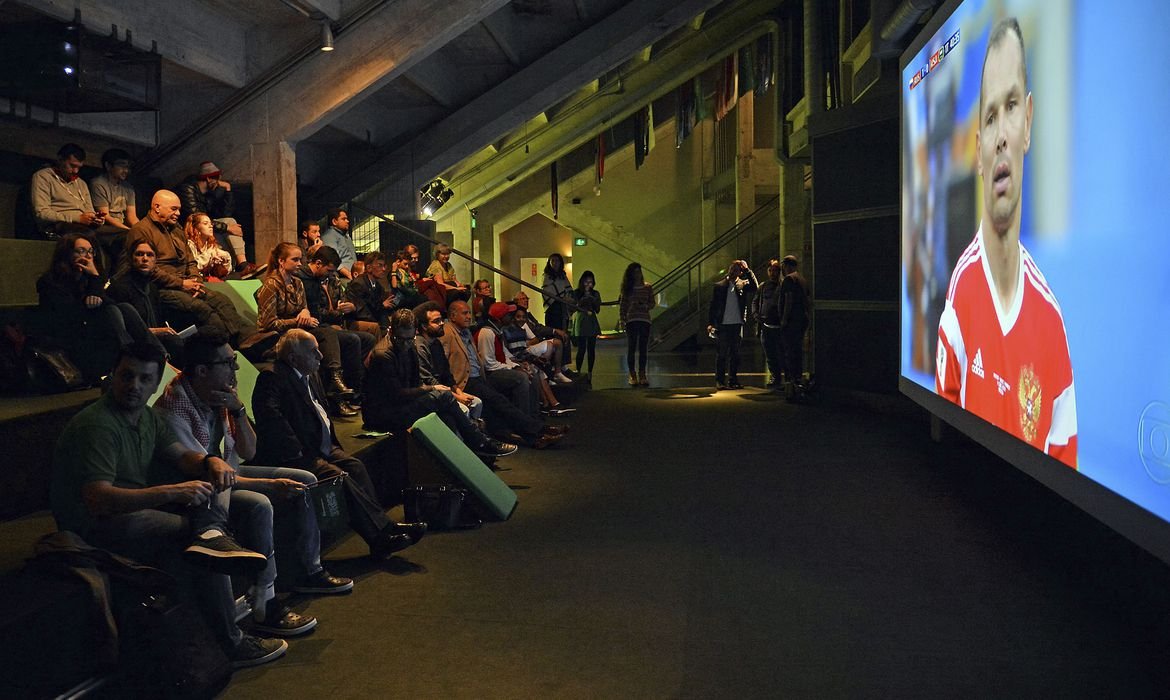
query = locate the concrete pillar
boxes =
[735,91,756,224]
[778,159,808,259]
[250,141,298,261]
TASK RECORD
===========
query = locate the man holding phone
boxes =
[30,143,106,238]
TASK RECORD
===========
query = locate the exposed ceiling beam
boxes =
[441,4,777,212]
[480,10,523,66]
[145,0,510,183]
[405,52,465,109]
[18,0,248,88]
[281,0,341,21]
[318,0,723,209]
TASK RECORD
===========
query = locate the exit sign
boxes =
[573,237,587,246]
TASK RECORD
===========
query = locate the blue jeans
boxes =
[84,492,242,652]
[232,466,320,593]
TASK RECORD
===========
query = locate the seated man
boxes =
[252,330,426,559]
[295,245,377,370]
[90,148,139,268]
[298,219,323,256]
[471,279,494,325]
[487,303,574,416]
[50,342,286,668]
[345,250,395,333]
[364,308,515,458]
[320,208,356,280]
[438,300,565,449]
[177,161,257,276]
[509,305,572,385]
[513,290,572,375]
[30,142,106,238]
[124,190,259,350]
[154,329,354,636]
[414,301,483,425]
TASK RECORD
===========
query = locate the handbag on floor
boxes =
[402,485,481,530]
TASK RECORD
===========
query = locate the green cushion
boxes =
[207,279,262,324]
[410,412,517,520]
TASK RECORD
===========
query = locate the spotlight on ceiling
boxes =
[320,21,335,52]
[419,179,454,218]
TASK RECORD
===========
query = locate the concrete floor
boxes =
[219,341,1170,698]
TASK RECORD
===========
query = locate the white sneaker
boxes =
[553,373,572,384]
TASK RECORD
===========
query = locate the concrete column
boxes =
[250,141,298,262]
[734,91,756,224]
[778,159,808,259]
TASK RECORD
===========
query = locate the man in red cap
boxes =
[178,161,259,277]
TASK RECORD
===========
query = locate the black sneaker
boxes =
[252,600,317,637]
[541,406,577,416]
[184,533,267,576]
[292,570,354,595]
[473,438,518,458]
[232,635,288,668]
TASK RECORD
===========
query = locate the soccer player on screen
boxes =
[935,18,1077,468]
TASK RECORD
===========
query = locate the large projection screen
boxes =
[899,0,1170,563]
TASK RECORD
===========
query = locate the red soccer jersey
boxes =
[936,226,1077,468]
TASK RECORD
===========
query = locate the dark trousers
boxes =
[84,491,241,654]
[626,321,649,374]
[761,326,783,384]
[159,288,257,347]
[714,323,744,384]
[407,390,483,445]
[781,323,808,384]
[307,449,391,546]
[486,367,539,418]
[67,303,166,382]
[466,374,543,441]
[575,335,597,374]
[310,326,373,388]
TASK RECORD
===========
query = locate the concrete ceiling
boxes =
[3,0,772,215]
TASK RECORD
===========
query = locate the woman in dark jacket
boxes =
[36,232,165,381]
[107,238,184,362]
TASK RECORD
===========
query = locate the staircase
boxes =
[648,196,780,350]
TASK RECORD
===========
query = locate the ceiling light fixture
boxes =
[419,179,454,218]
[320,21,335,52]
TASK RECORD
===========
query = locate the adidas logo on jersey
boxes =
[971,349,985,379]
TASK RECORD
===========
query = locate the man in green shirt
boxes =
[51,342,287,668]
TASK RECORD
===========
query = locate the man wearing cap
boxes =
[90,148,139,267]
[438,300,564,449]
[30,142,105,238]
[178,161,257,277]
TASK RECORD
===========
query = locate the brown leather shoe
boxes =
[540,423,570,436]
[531,432,564,449]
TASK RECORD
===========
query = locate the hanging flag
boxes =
[694,74,710,122]
[739,43,756,95]
[714,53,738,122]
[595,133,606,189]
[646,102,656,155]
[754,34,774,96]
[634,105,649,169]
[550,161,559,219]
[676,80,696,148]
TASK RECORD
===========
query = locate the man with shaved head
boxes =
[124,190,257,348]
